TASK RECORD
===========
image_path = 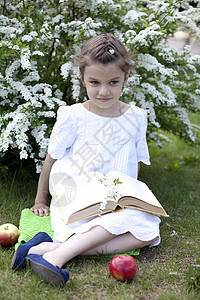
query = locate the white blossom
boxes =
[20,48,32,70]
[123,10,147,27]
[61,61,74,80]
[71,75,81,101]
[81,17,102,37]
[98,176,123,214]
[31,124,50,158]
[51,14,64,25]
[5,60,21,79]
[174,107,196,141]
[13,45,20,50]
[157,82,177,105]
[0,0,199,172]
[22,35,33,42]
[148,131,170,147]
[188,54,200,64]
[137,53,178,79]
[125,29,137,43]
[132,23,164,47]
[32,51,44,56]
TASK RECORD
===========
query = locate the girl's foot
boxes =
[11,232,53,270]
[26,254,69,286]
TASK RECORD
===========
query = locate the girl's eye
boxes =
[110,81,119,85]
[90,81,99,85]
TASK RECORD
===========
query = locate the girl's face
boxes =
[81,62,129,114]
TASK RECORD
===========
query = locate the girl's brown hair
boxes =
[79,33,131,78]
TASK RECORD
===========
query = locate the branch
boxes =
[3,0,6,15]
[47,39,56,70]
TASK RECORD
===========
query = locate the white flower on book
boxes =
[98,177,123,215]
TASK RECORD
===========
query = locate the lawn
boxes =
[0,121,199,299]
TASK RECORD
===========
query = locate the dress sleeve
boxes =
[48,106,77,159]
[136,109,150,165]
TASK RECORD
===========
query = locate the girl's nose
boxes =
[99,84,109,95]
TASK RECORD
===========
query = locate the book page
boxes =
[49,172,106,222]
[106,171,161,207]
[49,170,165,224]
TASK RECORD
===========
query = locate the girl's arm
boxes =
[30,154,56,217]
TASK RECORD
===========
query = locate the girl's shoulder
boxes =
[56,103,84,120]
[129,103,147,118]
[57,103,82,114]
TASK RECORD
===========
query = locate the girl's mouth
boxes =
[97,98,112,102]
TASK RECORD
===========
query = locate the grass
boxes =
[0,121,200,299]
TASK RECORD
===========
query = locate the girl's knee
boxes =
[140,236,159,247]
[127,233,159,249]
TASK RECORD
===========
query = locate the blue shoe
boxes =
[26,254,69,286]
[11,232,53,270]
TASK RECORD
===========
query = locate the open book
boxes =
[49,171,169,225]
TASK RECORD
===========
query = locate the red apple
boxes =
[0,223,19,247]
[109,255,137,281]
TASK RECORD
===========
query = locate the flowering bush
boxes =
[0,0,200,172]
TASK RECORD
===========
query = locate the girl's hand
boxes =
[30,154,56,217]
[30,203,50,217]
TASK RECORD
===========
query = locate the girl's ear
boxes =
[80,73,85,86]
[123,71,130,86]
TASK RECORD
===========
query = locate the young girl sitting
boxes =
[11,33,161,286]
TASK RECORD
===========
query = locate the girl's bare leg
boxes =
[29,226,158,268]
[82,232,158,256]
[43,226,115,267]
[28,242,61,255]
[28,225,113,259]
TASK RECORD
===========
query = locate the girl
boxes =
[11,33,161,286]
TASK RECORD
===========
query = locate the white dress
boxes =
[48,103,161,246]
